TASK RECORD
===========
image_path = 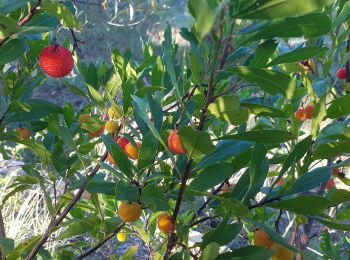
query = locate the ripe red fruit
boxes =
[39,45,74,78]
[168,130,185,155]
[326,179,335,190]
[304,105,314,119]
[337,68,347,79]
[114,137,129,151]
[295,109,307,122]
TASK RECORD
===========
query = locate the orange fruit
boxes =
[107,153,116,164]
[88,126,105,138]
[157,213,175,234]
[254,229,273,248]
[304,105,314,119]
[271,242,293,260]
[116,232,128,242]
[105,121,118,134]
[108,106,122,120]
[79,114,91,124]
[17,128,30,140]
[295,109,307,122]
[118,202,142,222]
[168,130,185,155]
[125,142,141,160]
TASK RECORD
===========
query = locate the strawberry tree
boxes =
[0,0,350,259]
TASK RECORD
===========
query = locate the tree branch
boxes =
[0,0,42,47]
[76,222,125,259]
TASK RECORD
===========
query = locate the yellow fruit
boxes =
[157,213,175,234]
[17,128,30,140]
[105,121,118,134]
[118,202,142,222]
[271,243,293,260]
[108,106,122,120]
[254,229,273,248]
[116,232,128,242]
[79,114,91,124]
[125,142,141,160]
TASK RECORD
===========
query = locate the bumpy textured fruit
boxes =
[107,153,116,164]
[79,114,91,124]
[108,106,122,120]
[116,232,128,242]
[88,126,105,138]
[114,137,129,151]
[338,68,347,79]
[118,202,142,222]
[254,229,273,248]
[105,121,118,134]
[304,105,314,119]
[17,128,30,140]
[125,142,141,159]
[39,45,74,78]
[157,213,175,234]
[326,179,335,190]
[295,109,307,122]
[168,130,185,155]
[271,243,293,260]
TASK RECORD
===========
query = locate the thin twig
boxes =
[0,0,42,47]
[190,215,219,228]
[70,29,85,54]
[76,222,125,259]
[274,210,283,232]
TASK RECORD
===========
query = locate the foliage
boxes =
[0,0,350,259]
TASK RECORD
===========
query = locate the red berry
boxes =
[304,105,314,119]
[168,130,185,155]
[39,45,74,78]
[337,68,347,79]
[326,179,335,190]
[295,109,307,122]
[114,137,129,151]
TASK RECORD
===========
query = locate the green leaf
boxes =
[0,238,14,255]
[207,96,249,125]
[120,245,138,260]
[228,66,296,100]
[249,40,277,67]
[140,185,169,211]
[189,162,234,192]
[284,167,331,196]
[63,103,74,128]
[313,217,350,231]
[313,141,350,160]
[0,39,25,65]
[219,130,296,144]
[87,84,105,110]
[102,135,133,178]
[327,94,350,119]
[42,0,81,30]
[115,181,139,202]
[244,13,332,42]
[86,180,117,195]
[217,246,273,260]
[188,0,214,41]
[328,189,350,207]
[178,126,215,160]
[333,1,350,27]
[0,0,27,14]
[240,101,286,117]
[267,47,328,67]
[200,243,220,260]
[266,195,330,214]
[0,15,19,39]
[58,125,75,149]
[137,131,159,172]
[55,218,95,240]
[243,144,268,203]
[201,224,241,248]
[235,0,334,19]
[196,140,253,170]
[311,95,327,138]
